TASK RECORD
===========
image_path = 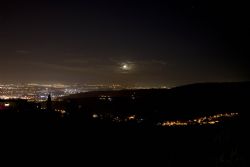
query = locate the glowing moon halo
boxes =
[122,64,129,70]
[119,62,134,73]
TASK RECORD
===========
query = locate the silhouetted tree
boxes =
[46,94,53,112]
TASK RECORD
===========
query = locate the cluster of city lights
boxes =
[159,113,239,127]
[1,83,167,102]
[92,113,143,123]
[55,109,66,114]
[91,112,239,127]
[99,95,112,101]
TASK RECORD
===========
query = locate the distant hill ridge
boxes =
[62,81,250,99]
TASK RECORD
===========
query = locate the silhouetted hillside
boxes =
[0,82,249,166]
[62,82,250,121]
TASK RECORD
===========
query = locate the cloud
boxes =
[150,60,167,65]
[16,50,31,54]
[28,62,89,73]
[24,59,115,76]
[22,57,169,78]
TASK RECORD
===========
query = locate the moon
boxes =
[122,64,129,70]
[120,62,133,72]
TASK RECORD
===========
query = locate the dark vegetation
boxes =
[0,82,249,166]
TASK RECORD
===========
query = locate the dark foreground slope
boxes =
[0,82,249,166]
[61,82,249,166]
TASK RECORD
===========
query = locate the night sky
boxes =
[0,0,249,87]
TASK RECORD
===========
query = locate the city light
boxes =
[93,114,98,118]
[128,115,136,120]
[4,103,10,107]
